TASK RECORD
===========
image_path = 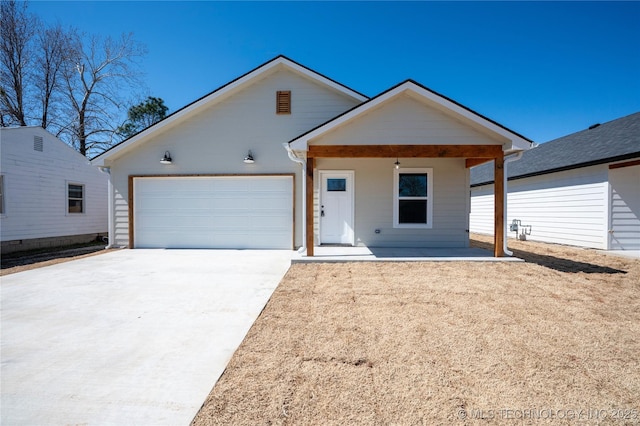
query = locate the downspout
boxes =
[502,146,536,256]
[283,143,307,254]
[99,166,115,249]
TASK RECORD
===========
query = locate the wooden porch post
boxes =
[306,157,315,256]
[494,154,505,257]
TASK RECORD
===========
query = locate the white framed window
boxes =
[67,183,84,214]
[393,168,433,228]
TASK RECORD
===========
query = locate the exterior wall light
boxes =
[394,158,401,169]
[160,151,172,165]
[244,150,255,164]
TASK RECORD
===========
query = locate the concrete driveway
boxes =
[1,249,292,425]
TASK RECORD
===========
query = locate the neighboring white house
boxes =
[92,55,534,256]
[470,112,640,251]
[0,127,108,253]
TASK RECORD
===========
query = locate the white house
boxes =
[470,112,640,251]
[0,127,108,253]
[92,56,534,256]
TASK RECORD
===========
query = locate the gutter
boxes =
[283,143,307,254]
[502,143,537,256]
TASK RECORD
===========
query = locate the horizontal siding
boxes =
[110,68,361,247]
[470,165,608,249]
[317,158,469,248]
[469,188,494,235]
[609,165,640,250]
[1,128,108,241]
[312,94,504,146]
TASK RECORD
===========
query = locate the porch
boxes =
[287,80,535,257]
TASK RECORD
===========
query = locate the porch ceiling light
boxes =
[244,150,255,164]
[160,151,172,165]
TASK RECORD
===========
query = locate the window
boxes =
[68,183,84,214]
[0,175,4,215]
[393,168,433,228]
[276,90,291,114]
[327,178,346,191]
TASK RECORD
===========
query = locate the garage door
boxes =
[609,165,640,251]
[134,176,293,249]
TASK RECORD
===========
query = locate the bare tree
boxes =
[61,32,146,156]
[34,23,77,130]
[0,0,35,126]
[2,1,148,156]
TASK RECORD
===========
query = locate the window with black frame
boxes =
[394,168,432,228]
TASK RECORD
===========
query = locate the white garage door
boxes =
[609,165,640,251]
[134,176,293,249]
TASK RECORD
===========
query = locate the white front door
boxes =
[320,171,354,245]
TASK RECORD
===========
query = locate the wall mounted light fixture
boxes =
[394,157,401,169]
[244,150,255,164]
[160,151,172,165]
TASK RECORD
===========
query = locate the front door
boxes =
[320,171,354,245]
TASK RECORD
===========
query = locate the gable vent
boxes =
[276,91,291,115]
[34,136,44,152]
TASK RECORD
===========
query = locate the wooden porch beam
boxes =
[494,155,505,257]
[306,157,315,256]
[465,158,493,168]
[308,144,503,158]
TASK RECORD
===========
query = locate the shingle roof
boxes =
[470,111,640,186]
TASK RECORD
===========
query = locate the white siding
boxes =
[107,68,361,247]
[470,165,609,249]
[316,158,469,248]
[0,127,108,241]
[609,164,640,250]
[311,94,504,147]
[469,186,495,236]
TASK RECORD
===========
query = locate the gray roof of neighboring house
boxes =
[470,111,640,186]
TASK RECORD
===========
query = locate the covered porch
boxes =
[304,145,507,257]
[287,80,533,257]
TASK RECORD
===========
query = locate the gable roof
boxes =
[470,111,640,186]
[288,79,533,153]
[91,55,368,165]
[1,125,90,162]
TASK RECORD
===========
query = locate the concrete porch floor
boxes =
[292,246,524,263]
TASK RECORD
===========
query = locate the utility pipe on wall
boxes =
[99,166,115,249]
[283,143,307,254]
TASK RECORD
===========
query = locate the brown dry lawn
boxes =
[193,235,640,425]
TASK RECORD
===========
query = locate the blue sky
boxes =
[30,1,640,144]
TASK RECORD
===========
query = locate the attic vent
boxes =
[33,136,43,152]
[588,123,601,130]
[276,91,291,115]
